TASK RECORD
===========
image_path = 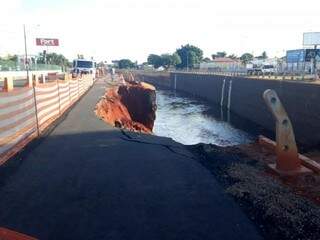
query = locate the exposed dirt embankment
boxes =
[95,81,156,133]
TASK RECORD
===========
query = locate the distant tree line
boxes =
[144,45,269,69]
[146,44,203,69]
[37,52,71,68]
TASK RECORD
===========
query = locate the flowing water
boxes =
[154,89,263,146]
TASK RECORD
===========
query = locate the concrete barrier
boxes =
[0,70,62,79]
[137,71,320,149]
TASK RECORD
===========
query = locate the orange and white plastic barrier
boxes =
[0,73,95,165]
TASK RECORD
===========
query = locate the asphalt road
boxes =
[0,77,263,240]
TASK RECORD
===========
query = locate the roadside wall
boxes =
[134,72,171,89]
[0,74,95,165]
[0,70,62,79]
[137,71,320,149]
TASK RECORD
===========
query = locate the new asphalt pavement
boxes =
[0,77,263,240]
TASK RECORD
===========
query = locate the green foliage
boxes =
[5,54,18,62]
[147,53,181,69]
[171,53,182,66]
[256,51,268,60]
[147,54,162,68]
[175,44,203,69]
[203,57,212,63]
[212,52,227,59]
[37,52,69,67]
[160,53,181,69]
[228,54,238,60]
[240,53,254,64]
[118,59,136,69]
[160,54,172,69]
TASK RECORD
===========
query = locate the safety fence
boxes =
[0,74,95,165]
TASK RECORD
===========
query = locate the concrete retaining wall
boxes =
[138,71,320,149]
[134,72,171,89]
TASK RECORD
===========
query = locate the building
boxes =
[199,57,243,71]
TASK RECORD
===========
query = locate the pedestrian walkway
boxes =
[0,77,263,240]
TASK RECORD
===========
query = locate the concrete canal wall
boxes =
[136,71,320,149]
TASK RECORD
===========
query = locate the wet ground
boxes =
[154,89,265,146]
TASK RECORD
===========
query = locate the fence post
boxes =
[3,77,13,92]
[77,75,80,98]
[66,74,71,106]
[33,74,39,86]
[26,74,33,88]
[42,74,46,83]
[56,79,61,115]
[32,79,40,136]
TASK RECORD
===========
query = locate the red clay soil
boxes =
[118,82,156,130]
[95,82,156,133]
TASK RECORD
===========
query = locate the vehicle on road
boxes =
[261,64,276,74]
[72,59,96,76]
[246,60,277,75]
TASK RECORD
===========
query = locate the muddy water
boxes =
[154,89,262,146]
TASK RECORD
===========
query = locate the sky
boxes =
[1,0,320,63]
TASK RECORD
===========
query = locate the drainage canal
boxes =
[154,89,266,146]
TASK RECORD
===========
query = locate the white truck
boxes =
[246,59,277,75]
[72,59,96,76]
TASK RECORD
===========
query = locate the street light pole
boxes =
[23,24,29,81]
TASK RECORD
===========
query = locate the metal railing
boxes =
[130,69,319,82]
[0,62,62,72]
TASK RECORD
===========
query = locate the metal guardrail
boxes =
[130,69,319,82]
[0,63,62,72]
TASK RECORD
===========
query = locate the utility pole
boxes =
[23,24,29,81]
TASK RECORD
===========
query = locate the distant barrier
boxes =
[0,73,95,165]
[130,69,318,82]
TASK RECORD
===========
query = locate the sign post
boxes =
[35,38,59,66]
[303,32,320,80]
[36,38,59,47]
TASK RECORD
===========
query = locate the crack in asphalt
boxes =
[119,129,197,160]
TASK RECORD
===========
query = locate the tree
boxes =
[6,54,18,62]
[171,53,181,67]
[203,57,212,63]
[118,59,135,69]
[227,54,238,60]
[256,51,268,60]
[37,52,69,67]
[240,53,254,64]
[160,53,181,69]
[147,54,162,69]
[212,51,227,59]
[175,44,203,69]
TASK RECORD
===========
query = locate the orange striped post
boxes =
[262,89,311,176]
[3,77,14,92]
[33,74,39,87]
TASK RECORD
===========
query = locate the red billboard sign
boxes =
[36,38,59,46]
